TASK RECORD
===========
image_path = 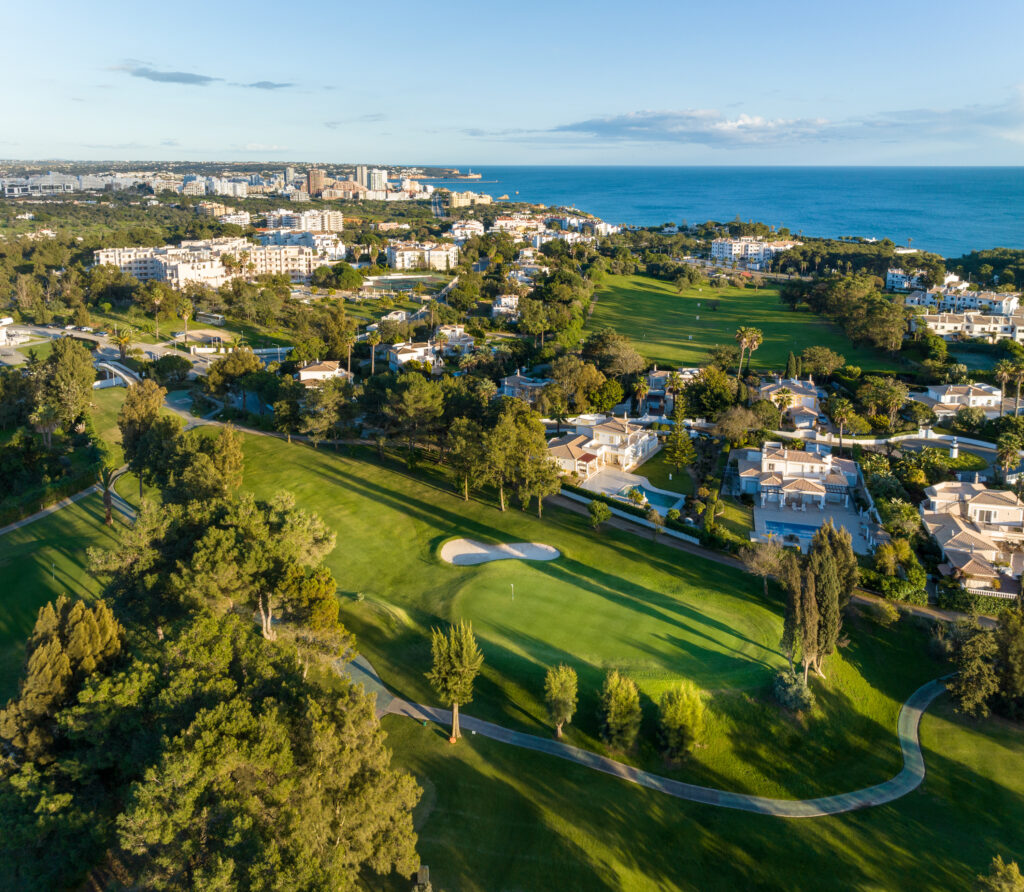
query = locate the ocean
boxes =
[422,166,1024,259]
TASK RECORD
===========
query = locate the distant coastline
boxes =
[427,166,1024,257]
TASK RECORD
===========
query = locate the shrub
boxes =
[658,681,705,759]
[772,670,815,712]
[870,600,901,628]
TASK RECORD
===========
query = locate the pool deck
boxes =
[581,467,685,516]
[753,503,873,554]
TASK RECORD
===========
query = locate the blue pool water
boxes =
[619,485,681,510]
[764,520,820,539]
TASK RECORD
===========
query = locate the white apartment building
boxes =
[94,237,333,289]
[182,181,207,196]
[369,168,388,191]
[264,209,344,232]
[886,269,965,292]
[258,229,345,259]
[710,237,801,268]
[218,212,252,226]
[449,220,485,244]
[912,312,1024,344]
[490,214,545,234]
[905,289,1019,315]
[386,242,458,271]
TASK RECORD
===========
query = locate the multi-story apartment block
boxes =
[264,209,343,232]
[905,289,1019,315]
[368,168,388,191]
[307,168,326,196]
[710,237,801,268]
[385,242,458,271]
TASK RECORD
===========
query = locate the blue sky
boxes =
[4,0,1023,164]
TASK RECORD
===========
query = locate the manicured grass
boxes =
[240,435,945,798]
[589,274,894,372]
[634,451,695,496]
[0,495,125,700]
[381,694,1024,892]
[16,340,53,362]
[717,498,754,541]
[90,387,127,465]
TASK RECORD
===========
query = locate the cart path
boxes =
[345,655,948,818]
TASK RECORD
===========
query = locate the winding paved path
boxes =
[345,655,949,818]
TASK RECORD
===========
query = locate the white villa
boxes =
[435,324,475,354]
[387,341,440,372]
[757,377,821,429]
[645,366,699,415]
[911,383,1002,420]
[737,442,858,509]
[491,294,520,320]
[548,416,659,478]
[736,442,879,553]
[296,360,353,388]
[921,481,1024,599]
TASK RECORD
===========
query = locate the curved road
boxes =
[346,655,949,818]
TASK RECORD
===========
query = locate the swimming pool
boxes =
[763,520,820,539]
[617,485,682,511]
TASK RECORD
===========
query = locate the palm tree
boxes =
[827,396,856,453]
[151,293,163,342]
[29,402,60,450]
[111,327,134,361]
[995,359,1016,418]
[997,434,1021,483]
[96,465,116,526]
[634,377,650,414]
[179,300,194,345]
[733,327,751,385]
[773,387,793,415]
[340,331,356,374]
[744,328,763,376]
[1013,363,1024,417]
[367,330,381,376]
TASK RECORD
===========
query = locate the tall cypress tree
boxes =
[809,528,842,677]
[778,550,803,672]
[799,568,819,686]
[823,523,859,609]
[785,351,797,379]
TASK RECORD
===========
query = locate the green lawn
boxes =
[240,436,945,798]
[589,274,894,372]
[90,387,127,465]
[381,695,1024,891]
[634,450,694,496]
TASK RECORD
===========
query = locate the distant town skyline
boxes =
[5,0,1023,165]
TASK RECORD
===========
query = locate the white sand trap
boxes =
[440,538,560,566]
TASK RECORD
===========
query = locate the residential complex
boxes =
[93,237,333,288]
[757,377,822,429]
[905,289,1018,315]
[911,311,1024,344]
[922,481,1024,600]
[710,237,802,269]
[386,242,459,271]
[886,269,964,292]
[264,209,344,232]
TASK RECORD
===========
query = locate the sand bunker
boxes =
[439,538,561,566]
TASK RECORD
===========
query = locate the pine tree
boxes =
[426,620,484,742]
[950,632,998,718]
[600,670,642,750]
[663,401,696,474]
[544,664,578,738]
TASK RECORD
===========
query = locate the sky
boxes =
[4,0,1024,165]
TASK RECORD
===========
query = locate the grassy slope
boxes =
[381,696,1024,892]
[241,436,943,798]
[589,274,893,371]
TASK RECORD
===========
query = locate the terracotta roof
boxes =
[782,478,826,493]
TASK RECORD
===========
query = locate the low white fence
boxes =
[559,489,701,545]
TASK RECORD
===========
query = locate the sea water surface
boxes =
[423,167,1024,258]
